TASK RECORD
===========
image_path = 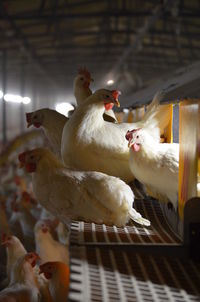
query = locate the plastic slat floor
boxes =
[68,181,200,301]
[69,247,200,302]
[70,198,182,245]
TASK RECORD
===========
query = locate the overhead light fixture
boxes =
[55,102,74,117]
[107,79,114,86]
[4,94,22,103]
[22,97,31,104]
[3,93,31,104]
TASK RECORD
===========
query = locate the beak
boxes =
[114,99,120,107]
[32,252,41,262]
[19,162,24,169]
[35,254,41,261]
[128,140,132,148]
[112,90,121,107]
[39,264,44,275]
[1,239,8,246]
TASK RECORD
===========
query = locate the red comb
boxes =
[111,90,121,100]
[18,151,28,163]
[125,130,133,141]
[78,67,91,79]
[26,112,32,123]
[125,128,141,141]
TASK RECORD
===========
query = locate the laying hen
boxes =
[18,148,150,226]
[61,90,170,182]
[73,67,93,105]
[26,109,68,158]
[0,253,40,302]
[1,234,27,286]
[74,67,117,123]
[34,220,69,265]
[126,127,179,209]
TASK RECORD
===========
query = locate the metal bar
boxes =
[1,7,60,90]
[105,0,177,80]
[2,50,7,144]
[2,29,199,40]
[20,64,25,133]
[0,11,151,20]
[1,11,200,20]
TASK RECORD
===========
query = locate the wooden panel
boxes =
[178,100,200,218]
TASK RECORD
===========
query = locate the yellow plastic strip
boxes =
[164,104,173,143]
[178,100,199,218]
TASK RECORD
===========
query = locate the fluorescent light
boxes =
[107,79,114,86]
[55,102,74,117]
[0,90,3,98]
[3,93,31,104]
[4,94,22,103]
[22,97,31,104]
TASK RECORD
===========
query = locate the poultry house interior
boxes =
[0,1,200,301]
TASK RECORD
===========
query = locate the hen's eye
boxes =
[136,135,139,139]
[30,155,34,160]
[80,77,84,81]
[105,95,110,98]
[33,116,37,119]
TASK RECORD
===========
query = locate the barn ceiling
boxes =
[0,0,200,106]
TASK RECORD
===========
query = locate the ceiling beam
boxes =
[105,0,177,81]
[5,29,199,40]
[1,11,200,21]
[0,5,61,89]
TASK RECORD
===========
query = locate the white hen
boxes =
[126,127,179,209]
[18,148,150,226]
[73,67,93,105]
[34,220,69,265]
[74,68,117,123]
[0,253,40,302]
[26,109,68,158]
[1,234,27,285]
[61,90,170,182]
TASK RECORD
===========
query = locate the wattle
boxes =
[44,272,52,279]
[34,122,41,128]
[131,143,141,152]
[104,103,114,111]
[25,163,37,173]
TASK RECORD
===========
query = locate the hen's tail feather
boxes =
[142,91,164,123]
[140,91,172,143]
[129,208,151,226]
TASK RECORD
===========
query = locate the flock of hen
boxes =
[0,68,179,301]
